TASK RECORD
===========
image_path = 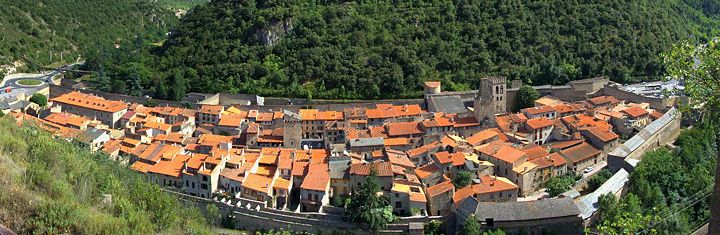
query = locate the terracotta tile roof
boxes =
[588,96,620,106]
[144,121,172,131]
[492,146,526,164]
[386,149,415,168]
[584,126,619,142]
[301,170,330,191]
[384,138,411,146]
[622,107,649,118]
[453,116,480,127]
[292,161,310,176]
[299,109,344,121]
[391,182,427,202]
[650,110,663,120]
[130,161,154,173]
[366,104,423,119]
[552,104,573,114]
[522,145,549,161]
[406,142,439,158]
[466,129,500,146]
[475,140,512,156]
[219,114,244,127]
[433,151,465,166]
[530,153,567,169]
[199,105,224,115]
[426,180,454,198]
[522,106,556,115]
[421,115,454,128]
[559,142,601,163]
[546,139,584,150]
[424,81,441,88]
[138,143,183,162]
[369,126,388,138]
[386,121,423,137]
[220,167,246,182]
[273,177,291,190]
[52,91,128,113]
[242,173,272,194]
[256,112,274,122]
[198,134,233,146]
[278,157,293,170]
[349,162,393,177]
[148,154,191,177]
[452,176,519,203]
[526,118,554,130]
[414,163,440,179]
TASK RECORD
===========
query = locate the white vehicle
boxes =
[583,167,594,174]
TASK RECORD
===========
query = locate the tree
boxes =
[424,220,444,235]
[513,85,539,112]
[204,204,220,226]
[453,171,474,188]
[664,40,720,234]
[29,93,47,107]
[546,174,575,197]
[458,218,480,235]
[345,170,395,231]
[483,229,506,235]
[587,169,613,191]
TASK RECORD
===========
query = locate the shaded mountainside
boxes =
[0,0,177,67]
[0,116,212,234]
[151,0,720,100]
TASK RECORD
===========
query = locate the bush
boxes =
[29,93,47,107]
[587,169,613,191]
[546,174,576,197]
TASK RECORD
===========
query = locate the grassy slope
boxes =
[0,116,211,234]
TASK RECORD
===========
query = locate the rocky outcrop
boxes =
[256,19,293,46]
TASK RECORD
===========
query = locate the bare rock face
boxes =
[257,19,294,46]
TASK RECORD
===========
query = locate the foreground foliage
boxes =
[0,117,211,234]
[592,127,717,234]
[345,170,395,231]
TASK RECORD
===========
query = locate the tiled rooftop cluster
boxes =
[13,88,663,217]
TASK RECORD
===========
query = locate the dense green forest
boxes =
[592,126,717,234]
[157,0,208,10]
[81,0,720,100]
[0,0,177,67]
[0,116,212,234]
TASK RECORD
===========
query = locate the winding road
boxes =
[0,64,74,99]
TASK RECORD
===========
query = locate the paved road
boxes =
[0,64,75,99]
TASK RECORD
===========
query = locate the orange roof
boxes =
[522,106,556,115]
[299,109,344,121]
[650,110,663,120]
[589,96,620,106]
[406,142,439,158]
[530,153,567,168]
[426,180,454,197]
[219,114,244,127]
[384,138,410,146]
[256,112,274,122]
[453,116,480,127]
[198,134,233,146]
[138,143,183,162]
[433,151,465,166]
[386,121,423,137]
[242,173,272,193]
[148,154,191,177]
[144,121,172,131]
[386,149,415,168]
[424,81,441,88]
[476,140,512,156]
[466,129,500,146]
[522,145,549,161]
[152,106,183,116]
[273,178,291,190]
[622,107,649,118]
[349,162,393,177]
[292,161,310,176]
[492,146,526,164]
[452,176,518,203]
[199,105,224,115]
[414,163,440,179]
[52,91,128,113]
[584,127,619,142]
[421,115,454,128]
[559,142,601,163]
[366,104,423,119]
[300,170,330,191]
[525,118,554,130]
[130,161,154,173]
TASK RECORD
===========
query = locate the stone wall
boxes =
[168,190,426,234]
[598,85,676,111]
[607,108,682,173]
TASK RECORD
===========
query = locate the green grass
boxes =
[0,116,213,234]
[17,79,42,86]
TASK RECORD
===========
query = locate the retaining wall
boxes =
[599,85,677,111]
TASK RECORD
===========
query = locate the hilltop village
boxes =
[7,77,679,234]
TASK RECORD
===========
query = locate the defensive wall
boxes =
[598,84,679,111]
[166,190,431,234]
[607,108,682,172]
[49,84,194,108]
[578,108,682,226]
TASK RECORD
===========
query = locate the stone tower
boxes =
[474,77,507,125]
[282,110,302,149]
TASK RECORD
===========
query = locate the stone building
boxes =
[282,110,302,149]
[474,77,507,125]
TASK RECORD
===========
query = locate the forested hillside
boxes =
[0,0,177,68]
[0,116,212,234]
[127,0,720,100]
